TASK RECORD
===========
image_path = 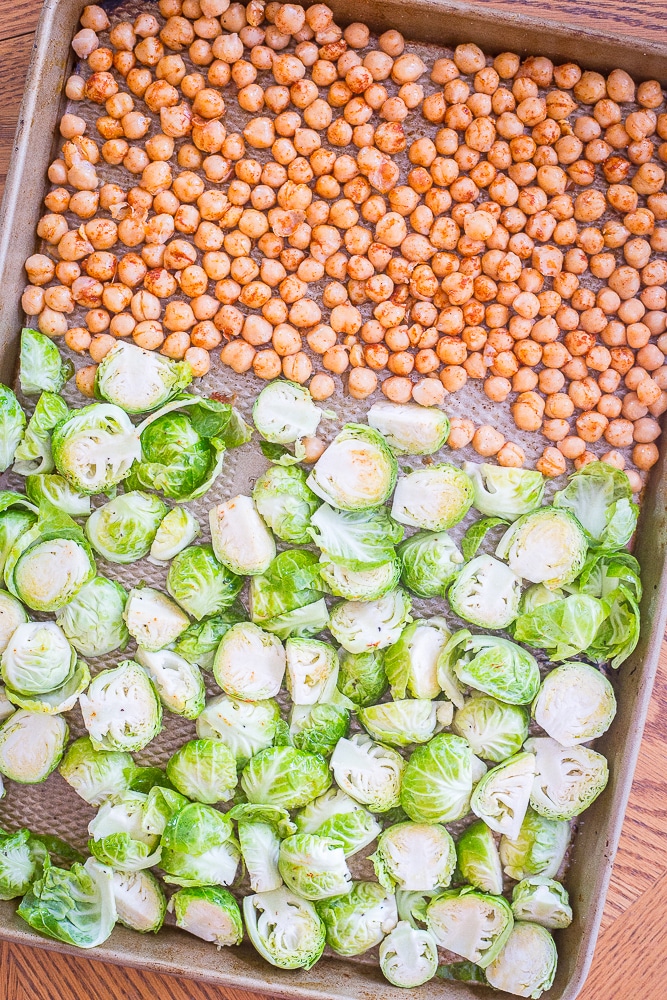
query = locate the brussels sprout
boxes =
[59,736,134,806]
[196,694,280,766]
[123,587,190,651]
[290,704,350,757]
[252,466,318,548]
[141,785,189,838]
[25,474,91,517]
[379,920,439,987]
[161,802,240,887]
[283,637,336,705]
[250,549,328,639]
[448,555,522,630]
[171,885,243,947]
[359,699,452,747]
[457,820,503,895]
[13,392,68,477]
[485,921,558,998]
[307,424,398,511]
[385,618,450,701]
[80,660,162,752]
[371,822,456,892]
[392,464,473,530]
[174,605,247,668]
[453,694,529,763]
[398,530,464,598]
[166,739,237,804]
[295,789,381,857]
[113,869,166,933]
[427,887,514,968]
[532,661,616,746]
[19,328,73,395]
[0,384,26,471]
[242,745,331,809]
[330,734,404,813]
[134,647,205,720]
[230,803,296,838]
[464,463,545,521]
[500,808,570,881]
[6,657,89,715]
[244,886,326,970]
[471,752,536,841]
[400,734,473,824]
[317,880,398,956]
[575,549,642,603]
[367,400,450,455]
[512,593,608,661]
[337,648,388,707]
[253,379,324,442]
[209,495,275,576]
[52,402,141,493]
[0,684,15,721]
[17,857,115,949]
[213,622,285,701]
[0,592,28,655]
[95,342,192,413]
[308,502,404,572]
[324,557,402,601]
[511,877,572,930]
[462,520,507,561]
[497,507,588,590]
[554,461,638,551]
[233,811,283,894]
[0,710,67,782]
[86,492,167,564]
[88,792,161,872]
[441,630,541,707]
[0,507,36,580]
[278,833,352,900]
[56,576,129,658]
[167,544,243,621]
[526,736,609,820]
[0,828,47,900]
[148,506,200,565]
[587,583,640,670]
[329,589,412,654]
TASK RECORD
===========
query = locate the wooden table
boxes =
[2,1,667,996]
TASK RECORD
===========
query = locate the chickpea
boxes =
[380,375,412,402]
[472,425,505,456]
[536,446,567,477]
[412,377,446,407]
[445,416,474,448]
[633,442,659,470]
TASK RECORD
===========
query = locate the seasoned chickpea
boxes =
[633,442,659,470]
[472,425,505,456]
[447,416,475,448]
[536,446,567,477]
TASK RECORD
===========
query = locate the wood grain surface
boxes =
[1,2,667,998]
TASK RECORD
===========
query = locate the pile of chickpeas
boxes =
[21,1,667,483]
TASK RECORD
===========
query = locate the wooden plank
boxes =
[0,33,34,198]
[0,0,41,42]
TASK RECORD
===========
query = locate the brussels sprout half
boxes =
[242,745,332,810]
[426,886,514,968]
[19,329,73,396]
[496,507,588,590]
[500,808,570,882]
[149,506,200,564]
[337,648,388,708]
[86,491,167,564]
[171,885,243,947]
[400,733,473,824]
[464,463,545,522]
[317,880,398,957]
[453,694,529,763]
[553,461,638,551]
[379,920,439,987]
[12,392,68,477]
[52,402,141,494]
[167,544,243,621]
[448,555,522,630]
[441,630,541,707]
[0,710,68,783]
[511,877,572,930]
[209,495,276,576]
[308,502,404,571]
[399,530,464,598]
[331,735,405,813]
[295,789,381,858]
[531,661,616,746]
[80,660,162,752]
[253,380,324,443]
[359,699,452,748]
[123,587,190,652]
[0,828,48,900]
[56,576,129,658]
[243,886,326,970]
[196,694,280,766]
[25,474,91,518]
[391,464,473,530]
[95,342,192,414]
[135,647,205,720]
[278,833,352,900]
[329,590,412,654]
[113,869,167,933]
[161,802,240,887]
[470,752,536,841]
[456,820,504,896]
[526,736,609,820]
[307,424,398,511]
[59,736,135,806]
[17,857,116,949]
[385,618,450,700]
[253,464,320,544]
[367,400,450,455]
[166,738,237,804]
[371,822,456,892]
[485,921,558,998]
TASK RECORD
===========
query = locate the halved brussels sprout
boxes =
[500,808,570,881]
[171,886,243,947]
[59,736,134,806]
[554,461,638,551]
[426,886,514,968]
[253,464,320,544]
[0,499,37,579]
[1,621,75,696]
[80,659,162,752]
[290,703,350,757]
[209,495,276,576]
[285,637,338,705]
[173,604,247,669]
[308,502,404,571]
[52,402,141,493]
[17,857,115,950]
[253,379,324,443]
[6,657,89,715]
[230,805,293,894]
[196,694,280,766]
[242,745,332,810]
[512,593,608,661]
[86,491,167,564]
[123,587,190,651]
[379,920,439,987]
[307,424,398,511]
[526,736,609,820]
[0,592,28,656]
[0,828,47,900]
[385,618,450,700]
[456,820,503,895]
[149,506,200,564]
[441,630,541,706]
[532,661,616,746]
[278,833,352,900]
[250,549,329,640]
[485,921,557,998]
[399,530,464,598]
[587,583,640,670]
[166,738,237,804]
[331,734,405,812]
[329,589,412,654]
[95,342,192,413]
[372,822,456,892]
[0,384,26,471]
[88,791,161,872]
[511,877,572,930]
[19,329,73,395]
[295,789,381,857]
[464,463,545,521]
[161,802,240,887]
[317,880,398,956]
[400,733,473,824]
[213,622,286,701]
[453,694,529,763]
[13,392,69,477]
[135,646,205,720]
[367,400,450,455]
[25,474,91,518]
[497,507,588,590]
[113,869,166,933]
[359,699,452,747]
[56,576,129,658]
[448,555,522,629]
[243,886,326,970]
[471,752,536,840]
[167,544,243,621]
[320,557,401,601]
[0,710,68,782]
[337,648,388,707]
[391,464,473,530]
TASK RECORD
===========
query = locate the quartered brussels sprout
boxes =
[532,661,616,745]
[367,400,450,455]
[0,493,37,578]
[174,605,247,669]
[385,618,450,700]
[442,631,541,707]
[59,736,134,806]
[308,502,404,571]
[56,576,129,658]
[448,555,522,629]
[337,648,388,707]
[113,869,166,933]
[250,549,329,640]
[19,328,73,395]
[359,699,452,748]
[453,694,529,763]
[166,739,237,804]
[25,474,91,518]
[244,886,326,970]
[485,921,558,999]
[372,822,456,892]
[497,507,588,590]
[213,622,286,701]
[17,857,116,950]
[456,820,503,896]
[148,507,200,564]
[295,789,381,857]
[290,703,350,757]
[86,492,166,564]
[278,833,352,900]
[253,379,324,444]
[196,694,280,766]
[123,587,190,651]
[88,792,161,872]
[329,589,412,654]
[471,752,536,840]
[526,736,609,820]
[161,802,240,887]
[554,461,638,551]
[171,886,243,947]
[242,745,332,810]
[0,384,26,472]
[209,495,276,576]
[52,402,141,493]
[512,592,608,661]
[427,886,514,968]
[80,660,162,752]
[392,464,473,530]
[307,424,398,511]
[317,881,398,956]
[135,647,205,720]
[331,734,404,812]
[500,808,570,881]
[400,733,473,824]
[95,342,192,413]
[13,392,68,477]
[399,530,464,598]
[379,920,439,988]
[464,463,545,522]
[0,827,47,900]
[167,544,242,621]
[0,591,28,655]
[285,637,338,705]
[0,709,68,782]
[511,877,572,930]
[253,464,320,544]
